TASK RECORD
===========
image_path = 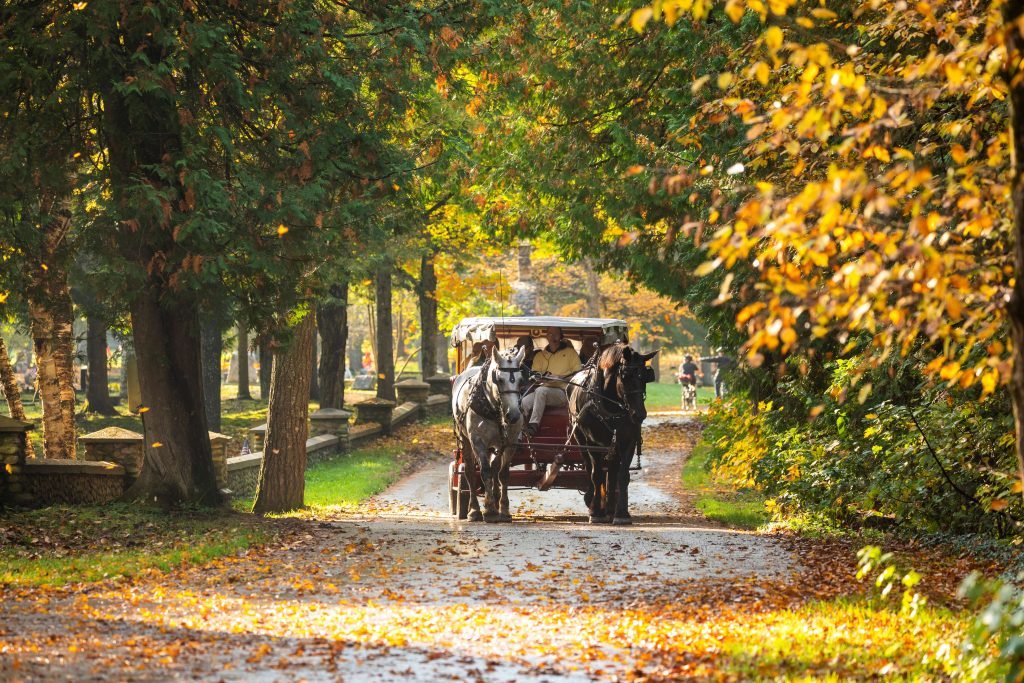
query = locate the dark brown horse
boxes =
[566,343,657,524]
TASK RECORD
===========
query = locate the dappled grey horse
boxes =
[451,346,526,522]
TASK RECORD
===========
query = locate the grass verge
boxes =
[717,596,964,680]
[682,442,768,529]
[0,504,265,587]
[644,381,716,412]
[304,445,407,510]
[232,444,409,515]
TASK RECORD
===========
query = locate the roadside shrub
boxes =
[956,572,1024,682]
[701,354,1021,536]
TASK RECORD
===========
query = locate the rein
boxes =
[464,363,521,446]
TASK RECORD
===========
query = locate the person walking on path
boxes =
[700,349,734,399]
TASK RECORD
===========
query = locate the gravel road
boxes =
[1,414,796,683]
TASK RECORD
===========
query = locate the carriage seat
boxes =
[532,404,571,438]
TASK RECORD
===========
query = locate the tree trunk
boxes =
[348,332,363,378]
[1004,0,1024,506]
[317,282,348,409]
[253,310,315,513]
[236,323,252,400]
[0,335,33,452]
[123,288,221,506]
[98,17,220,505]
[85,313,116,415]
[419,251,439,379]
[200,310,224,433]
[375,261,396,401]
[435,333,449,373]
[367,303,377,372]
[395,290,406,361]
[582,258,603,317]
[27,237,76,460]
[258,334,272,401]
[309,324,320,401]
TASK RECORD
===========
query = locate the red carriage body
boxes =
[447,316,630,518]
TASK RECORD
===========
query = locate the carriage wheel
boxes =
[448,462,458,516]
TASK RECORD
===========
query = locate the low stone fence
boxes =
[226,452,263,497]
[3,376,454,508]
[23,459,126,506]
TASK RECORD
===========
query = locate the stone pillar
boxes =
[395,379,430,404]
[395,380,431,418]
[309,408,351,447]
[80,426,145,483]
[208,432,231,490]
[426,375,453,399]
[0,416,34,507]
[354,399,396,435]
[249,423,267,452]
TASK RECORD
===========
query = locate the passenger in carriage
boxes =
[463,340,495,371]
[522,326,581,437]
[514,335,536,370]
[579,334,602,364]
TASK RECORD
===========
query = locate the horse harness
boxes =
[568,363,646,470]
[459,365,521,445]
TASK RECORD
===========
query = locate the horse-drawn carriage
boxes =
[447,316,656,523]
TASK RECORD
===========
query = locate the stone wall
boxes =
[306,434,341,466]
[7,376,454,508]
[391,402,420,430]
[0,416,33,507]
[22,459,126,505]
[426,394,451,419]
[80,427,144,482]
[226,452,263,497]
[348,422,383,449]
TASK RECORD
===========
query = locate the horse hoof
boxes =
[484,512,500,523]
[589,515,608,524]
[612,517,633,526]
[468,511,483,522]
[498,513,512,522]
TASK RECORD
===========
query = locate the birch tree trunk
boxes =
[0,335,33,453]
[27,214,76,460]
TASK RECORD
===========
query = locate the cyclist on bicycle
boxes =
[676,355,701,410]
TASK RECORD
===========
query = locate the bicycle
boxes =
[680,379,698,411]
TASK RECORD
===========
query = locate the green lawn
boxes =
[645,381,716,411]
[305,446,406,509]
[682,441,768,529]
[0,504,265,587]
[232,444,409,515]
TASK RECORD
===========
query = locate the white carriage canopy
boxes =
[449,316,629,348]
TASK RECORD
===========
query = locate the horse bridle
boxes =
[483,364,522,417]
[610,361,648,423]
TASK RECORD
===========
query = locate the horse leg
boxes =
[498,450,512,522]
[613,435,634,525]
[465,438,487,522]
[473,435,499,521]
[588,453,608,524]
[605,451,620,526]
[486,449,503,522]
